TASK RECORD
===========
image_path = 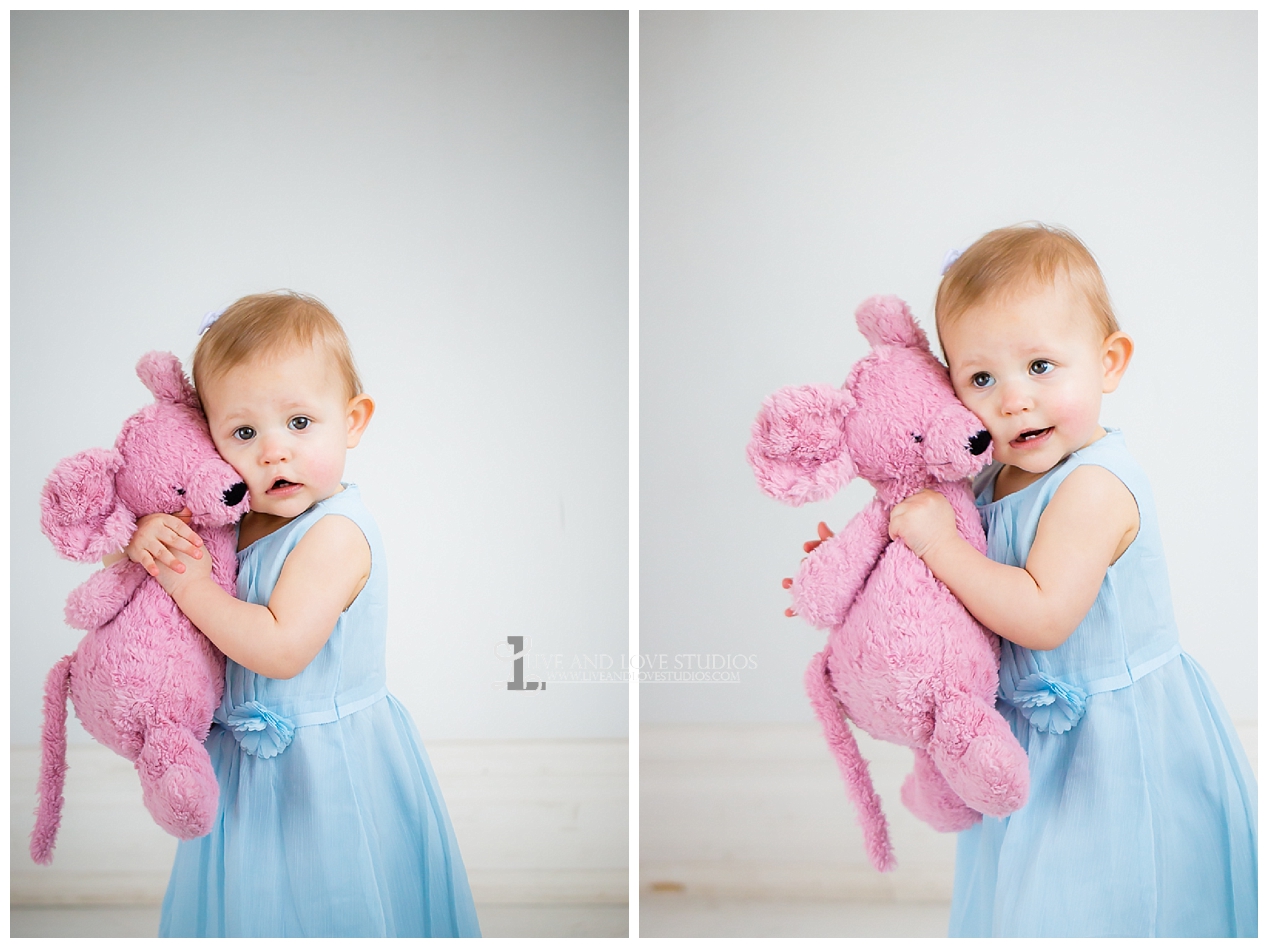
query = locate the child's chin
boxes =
[999,448,1056,473]
[251,494,305,516]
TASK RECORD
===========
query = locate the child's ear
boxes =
[1101,332,1133,393]
[345,394,375,448]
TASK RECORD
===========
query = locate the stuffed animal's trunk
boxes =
[31,654,74,864]
[805,649,896,872]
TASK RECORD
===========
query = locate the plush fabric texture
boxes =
[32,352,249,865]
[748,295,1030,872]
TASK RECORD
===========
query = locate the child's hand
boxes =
[802,522,834,554]
[889,490,957,560]
[782,522,835,616]
[125,508,203,578]
[153,537,213,599]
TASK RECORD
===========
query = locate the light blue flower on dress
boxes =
[225,701,295,758]
[1009,672,1088,734]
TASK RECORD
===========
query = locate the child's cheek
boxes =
[307,453,345,491]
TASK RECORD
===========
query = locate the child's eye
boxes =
[1030,359,1053,376]
[970,372,994,388]
[289,416,311,431]
[233,426,256,441]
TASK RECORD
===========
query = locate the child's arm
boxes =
[154,516,371,679]
[888,466,1138,650]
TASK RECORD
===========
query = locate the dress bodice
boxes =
[975,429,1181,732]
[214,485,389,745]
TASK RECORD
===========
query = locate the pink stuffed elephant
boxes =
[748,295,1029,872]
[31,352,248,864]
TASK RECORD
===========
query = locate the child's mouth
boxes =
[1011,427,1053,447]
[268,478,301,494]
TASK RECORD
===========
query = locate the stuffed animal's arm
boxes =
[791,498,890,630]
[64,559,150,631]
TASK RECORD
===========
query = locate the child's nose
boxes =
[998,379,1033,414]
[258,433,291,463]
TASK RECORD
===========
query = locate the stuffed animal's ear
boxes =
[855,295,931,353]
[40,448,136,562]
[748,384,857,506]
[136,351,199,409]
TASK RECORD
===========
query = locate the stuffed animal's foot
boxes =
[901,747,980,832]
[136,723,219,839]
[929,694,1030,818]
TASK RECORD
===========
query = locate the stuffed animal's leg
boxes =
[136,715,219,840]
[927,691,1030,818]
[900,747,980,832]
[31,655,74,864]
[805,650,895,872]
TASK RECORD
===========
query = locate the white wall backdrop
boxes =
[641,11,1255,724]
[13,11,628,743]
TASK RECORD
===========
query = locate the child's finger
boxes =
[164,526,203,558]
[170,516,203,547]
[155,546,187,574]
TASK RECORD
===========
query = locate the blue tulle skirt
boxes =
[949,654,1256,937]
[159,695,481,937]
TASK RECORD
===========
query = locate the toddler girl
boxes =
[119,292,481,937]
[885,225,1256,937]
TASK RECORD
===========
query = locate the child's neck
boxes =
[993,464,1044,501]
[237,511,294,551]
[236,486,345,551]
[993,426,1109,500]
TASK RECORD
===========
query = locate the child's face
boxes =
[941,278,1128,476]
[200,345,372,520]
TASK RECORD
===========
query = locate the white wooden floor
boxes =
[10,903,629,938]
[639,720,1257,937]
[12,739,628,937]
[640,894,950,937]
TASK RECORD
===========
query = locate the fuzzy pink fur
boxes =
[31,352,248,865]
[748,295,1029,872]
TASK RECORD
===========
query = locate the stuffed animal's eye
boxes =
[233,426,256,441]
[970,372,994,388]
[1030,359,1053,376]
[289,416,310,431]
[912,433,923,443]
[175,488,186,496]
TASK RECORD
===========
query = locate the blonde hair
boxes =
[936,223,1119,350]
[192,291,362,401]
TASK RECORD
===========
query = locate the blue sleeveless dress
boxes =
[159,486,481,937]
[948,430,1256,937]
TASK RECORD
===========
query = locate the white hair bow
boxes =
[198,307,226,336]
